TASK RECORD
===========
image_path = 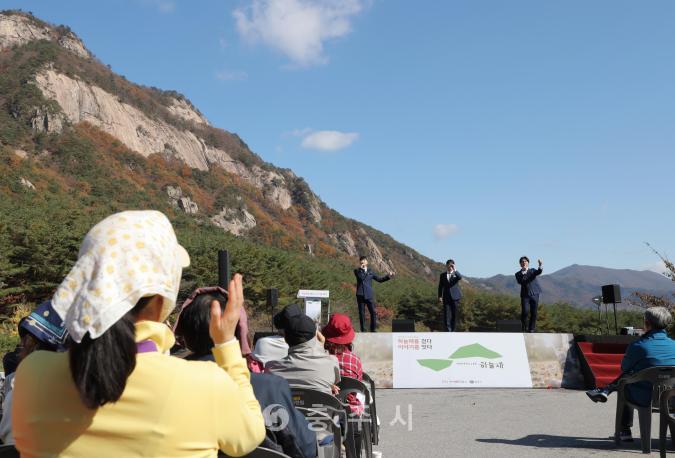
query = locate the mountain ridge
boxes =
[471,264,675,308]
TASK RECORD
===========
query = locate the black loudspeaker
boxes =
[602,284,622,304]
[266,288,278,330]
[496,319,522,332]
[217,250,229,288]
[392,319,415,332]
[266,288,278,307]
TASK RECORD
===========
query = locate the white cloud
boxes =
[434,224,459,240]
[140,0,175,13]
[233,0,366,66]
[300,130,359,151]
[216,69,248,81]
[289,127,312,138]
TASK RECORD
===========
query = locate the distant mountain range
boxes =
[470,264,675,308]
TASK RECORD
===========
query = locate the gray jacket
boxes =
[265,338,340,394]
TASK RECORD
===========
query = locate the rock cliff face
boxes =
[0,13,50,47]
[329,231,358,257]
[32,69,303,214]
[211,207,257,235]
[0,13,89,59]
[29,104,65,133]
[363,232,396,274]
[19,177,35,190]
[32,68,319,216]
[166,186,199,214]
[167,98,209,126]
[34,69,222,170]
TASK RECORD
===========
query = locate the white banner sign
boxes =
[297,289,329,299]
[392,333,533,388]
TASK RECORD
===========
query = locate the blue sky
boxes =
[4,0,674,278]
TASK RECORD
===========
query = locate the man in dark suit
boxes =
[437,259,463,332]
[354,256,393,332]
[515,256,543,332]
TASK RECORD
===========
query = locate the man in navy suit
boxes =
[354,256,393,332]
[437,259,463,332]
[515,256,543,332]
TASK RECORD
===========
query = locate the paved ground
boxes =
[372,389,671,457]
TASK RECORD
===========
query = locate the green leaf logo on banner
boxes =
[417,359,454,371]
[448,343,502,359]
[416,342,502,372]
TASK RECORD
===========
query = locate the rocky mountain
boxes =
[471,264,675,308]
[0,10,442,290]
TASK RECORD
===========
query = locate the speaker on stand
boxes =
[217,250,229,289]
[266,288,278,330]
[591,295,607,335]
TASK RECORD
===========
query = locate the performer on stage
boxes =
[354,256,393,332]
[515,256,543,333]
[437,259,462,332]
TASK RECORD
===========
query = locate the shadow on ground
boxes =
[476,434,670,453]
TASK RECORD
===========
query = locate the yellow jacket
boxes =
[12,321,265,457]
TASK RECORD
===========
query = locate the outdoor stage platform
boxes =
[352,332,636,390]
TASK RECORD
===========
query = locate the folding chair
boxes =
[244,447,291,458]
[218,446,291,458]
[361,372,379,445]
[614,366,675,454]
[0,445,18,458]
[659,387,675,458]
[291,387,351,458]
[337,376,373,458]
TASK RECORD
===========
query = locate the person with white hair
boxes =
[12,210,265,457]
[586,306,675,442]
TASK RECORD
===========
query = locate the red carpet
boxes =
[577,342,626,388]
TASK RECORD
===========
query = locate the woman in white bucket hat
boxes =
[12,210,264,457]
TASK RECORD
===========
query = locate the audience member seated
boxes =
[12,210,265,457]
[0,300,68,445]
[322,313,367,454]
[175,286,317,458]
[2,348,20,379]
[175,286,264,372]
[265,304,341,395]
[253,333,289,366]
[322,313,364,415]
[585,306,675,442]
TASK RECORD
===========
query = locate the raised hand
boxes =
[538,259,543,268]
[209,273,244,345]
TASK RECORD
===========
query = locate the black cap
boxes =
[274,304,316,346]
[273,303,303,329]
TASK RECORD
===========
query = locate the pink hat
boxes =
[322,313,355,345]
